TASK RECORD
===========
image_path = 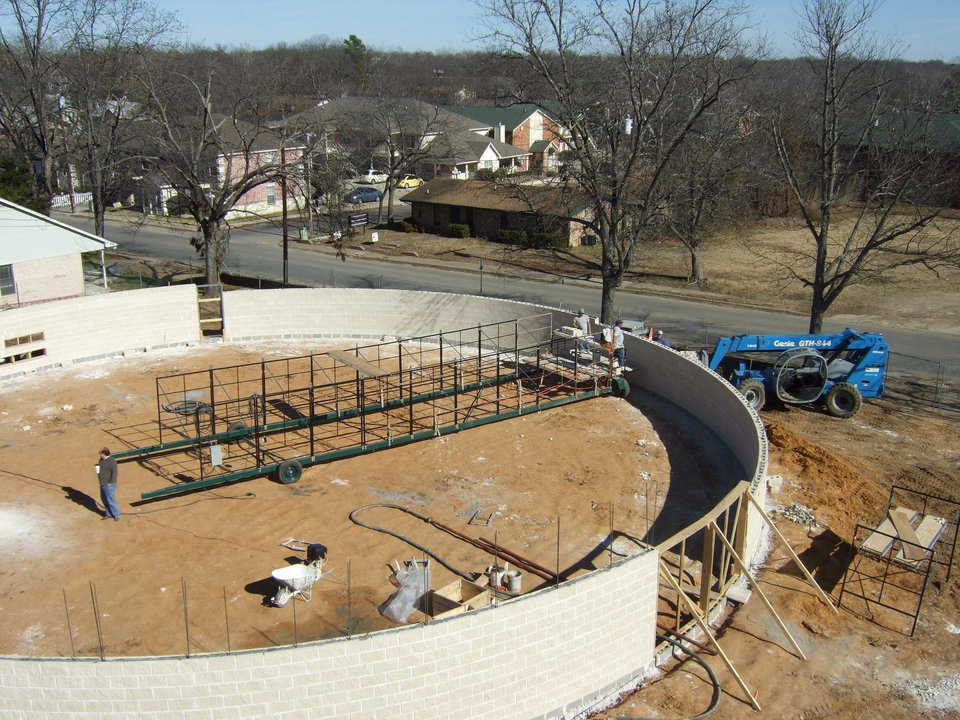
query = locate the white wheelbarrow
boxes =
[270,562,322,607]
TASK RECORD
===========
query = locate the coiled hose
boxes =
[613,633,721,720]
[348,503,477,582]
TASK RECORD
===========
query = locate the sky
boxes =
[164,0,960,63]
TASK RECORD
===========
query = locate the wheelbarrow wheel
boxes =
[277,459,302,484]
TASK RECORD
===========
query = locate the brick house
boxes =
[402,179,592,247]
[0,196,116,309]
[444,104,568,172]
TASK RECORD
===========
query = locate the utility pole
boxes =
[281,143,289,287]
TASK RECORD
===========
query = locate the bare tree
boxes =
[139,55,312,284]
[480,0,754,322]
[59,0,175,235]
[344,98,453,222]
[664,96,759,285]
[0,0,71,196]
[772,0,960,333]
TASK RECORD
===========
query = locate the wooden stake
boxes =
[659,560,762,712]
[710,521,807,660]
[745,493,838,613]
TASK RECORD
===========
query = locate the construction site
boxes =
[0,286,957,720]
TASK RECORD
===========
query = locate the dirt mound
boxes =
[764,421,886,531]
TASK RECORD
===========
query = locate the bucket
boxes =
[488,565,505,588]
[504,570,522,593]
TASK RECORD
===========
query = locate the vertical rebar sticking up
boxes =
[555,515,561,586]
[208,367,216,435]
[346,559,353,636]
[223,586,231,653]
[292,595,298,647]
[608,502,614,566]
[89,581,104,660]
[181,576,191,657]
[62,588,76,658]
[155,377,163,445]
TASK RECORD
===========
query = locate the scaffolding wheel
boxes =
[612,376,631,397]
[277,459,303,484]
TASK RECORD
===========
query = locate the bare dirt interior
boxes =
[0,341,739,658]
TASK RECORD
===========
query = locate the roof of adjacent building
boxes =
[423,131,530,165]
[0,197,117,265]
[281,97,485,136]
[443,103,556,131]
[401,178,590,216]
[529,139,556,153]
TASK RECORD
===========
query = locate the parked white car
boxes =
[358,168,388,184]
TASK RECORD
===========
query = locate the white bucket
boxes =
[504,570,522,593]
[488,565,505,588]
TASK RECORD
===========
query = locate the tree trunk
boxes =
[688,245,703,285]
[198,221,217,285]
[600,271,619,324]
[808,289,825,334]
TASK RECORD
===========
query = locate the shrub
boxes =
[475,168,496,181]
[529,232,567,250]
[448,223,470,238]
[399,221,416,233]
[496,229,528,245]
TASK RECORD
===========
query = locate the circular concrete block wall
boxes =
[0,288,767,720]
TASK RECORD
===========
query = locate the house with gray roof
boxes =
[443,103,568,172]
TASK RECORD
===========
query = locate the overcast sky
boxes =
[162,0,959,62]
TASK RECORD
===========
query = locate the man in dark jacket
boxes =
[96,447,120,520]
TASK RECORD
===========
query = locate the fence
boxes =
[50,192,92,210]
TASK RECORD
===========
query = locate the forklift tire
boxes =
[824,382,862,419]
[276,459,303,484]
[738,379,766,411]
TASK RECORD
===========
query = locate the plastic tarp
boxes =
[379,559,430,623]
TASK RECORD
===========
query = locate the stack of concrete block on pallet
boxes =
[0,549,658,719]
[0,285,201,380]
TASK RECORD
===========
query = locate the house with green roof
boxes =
[443,104,568,173]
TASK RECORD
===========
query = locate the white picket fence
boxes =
[50,191,92,209]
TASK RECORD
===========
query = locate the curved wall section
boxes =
[0,284,201,380]
[0,288,767,719]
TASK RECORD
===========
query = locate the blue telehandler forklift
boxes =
[703,328,888,418]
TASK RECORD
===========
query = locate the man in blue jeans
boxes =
[96,447,120,521]
[612,320,626,369]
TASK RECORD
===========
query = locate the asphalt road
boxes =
[62,213,959,379]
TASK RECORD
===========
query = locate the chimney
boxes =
[497,123,506,144]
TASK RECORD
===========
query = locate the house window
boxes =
[0,265,14,296]
[266,184,277,205]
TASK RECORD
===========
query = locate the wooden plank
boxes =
[327,349,390,378]
[659,560,762,712]
[889,507,924,561]
[710,521,806,660]
[861,517,899,556]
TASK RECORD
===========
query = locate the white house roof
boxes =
[0,197,116,265]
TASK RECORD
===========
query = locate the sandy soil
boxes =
[594,394,960,720]
[0,341,739,658]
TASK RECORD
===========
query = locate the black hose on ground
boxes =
[612,633,721,720]
[348,503,477,582]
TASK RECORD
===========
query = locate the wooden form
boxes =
[746,492,838,613]
[428,579,493,619]
[326,349,391,378]
[709,521,806,660]
[658,560,762,712]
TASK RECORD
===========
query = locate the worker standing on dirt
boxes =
[96,447,120,521]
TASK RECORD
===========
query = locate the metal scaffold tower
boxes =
[113,314,627,501]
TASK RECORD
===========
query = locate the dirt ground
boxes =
[0,341,739,658]
[594,392,960,720]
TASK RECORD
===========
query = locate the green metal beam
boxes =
[140,385,608,501]
[117,373,520,461]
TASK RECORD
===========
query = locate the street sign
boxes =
[348,212,369,228]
